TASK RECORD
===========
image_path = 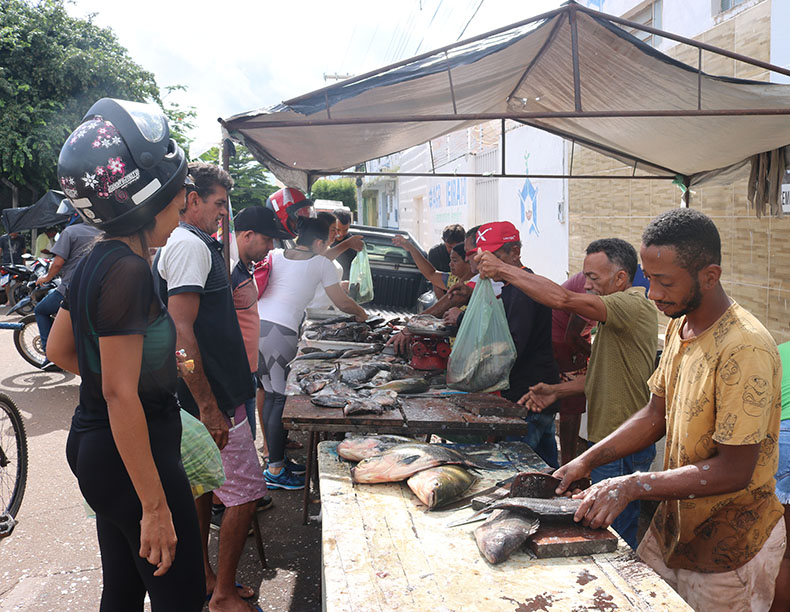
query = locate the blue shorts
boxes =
[775,419,790,505]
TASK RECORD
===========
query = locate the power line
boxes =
[413,0,444,55]
[457,0,486,41]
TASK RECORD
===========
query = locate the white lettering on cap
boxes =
[132,178,162,205]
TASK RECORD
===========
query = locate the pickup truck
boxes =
[310,225,431,318]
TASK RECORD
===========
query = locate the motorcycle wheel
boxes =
[12,315,47,369]
[13,302,34,317]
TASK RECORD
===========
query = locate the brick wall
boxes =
[568,0,790,343]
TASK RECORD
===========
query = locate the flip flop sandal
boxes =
[205,582,255,601]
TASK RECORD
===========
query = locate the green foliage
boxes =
[310,178,357,213]
[161,85,196,158]
[0,0,160,202]
[199,144,278,211]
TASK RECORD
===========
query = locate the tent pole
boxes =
[322,170,675,180]
[569,3,583,112]
[506,14,566,101]
[501,119,507,176]
[682,176,691,207]
[697,48,702,111]
[222,138,232,278]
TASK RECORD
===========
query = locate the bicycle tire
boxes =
[13,314,47,369]
[0,393,27,518]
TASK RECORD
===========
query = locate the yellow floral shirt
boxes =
[647,302,783,572]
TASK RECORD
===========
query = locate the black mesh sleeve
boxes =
[94,254,154,337]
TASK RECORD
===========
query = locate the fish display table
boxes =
[283,394,534,523]
[318,441,691,612]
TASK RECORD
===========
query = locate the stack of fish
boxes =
[303,315,399,343]
[338,438,479,509]
[290,356,436,416]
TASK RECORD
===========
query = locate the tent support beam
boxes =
[241,107,790,129]
[569,3,583,112]
[575,2,790,80]
[316,170,675,180]
[506,13,566,102]
[444,52,458,114]
[697,48,703,111]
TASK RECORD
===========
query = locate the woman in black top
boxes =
[47,99,204,612]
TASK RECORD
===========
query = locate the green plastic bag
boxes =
[446,277,516,392]
[348,246,374,304]
[180,409,225,498]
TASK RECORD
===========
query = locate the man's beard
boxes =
[667,277,703,319]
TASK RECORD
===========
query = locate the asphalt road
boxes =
[0,305,322,612]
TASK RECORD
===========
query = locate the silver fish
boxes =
[474,510,540,564]
[407,465,476,509]
[311,394,348,408]
[467,497,583,524]
[337,435,416,462]
[351,443,480,484]
[339,364,381,385]
[344,398,384,416]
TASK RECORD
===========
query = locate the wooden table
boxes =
[283,394,536,523]
[318,441,691,612]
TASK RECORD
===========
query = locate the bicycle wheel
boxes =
[13,314,47,369]
[0,393,27,518]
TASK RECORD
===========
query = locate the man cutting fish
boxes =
[552,209,785,612]
[476,236,657,549]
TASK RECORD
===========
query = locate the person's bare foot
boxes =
[205,581,254,600]
[208,591,260,612]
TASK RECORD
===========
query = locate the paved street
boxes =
[0,306,322,612]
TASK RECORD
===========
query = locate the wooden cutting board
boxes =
[448,392,526,417]
[528,523,619,558]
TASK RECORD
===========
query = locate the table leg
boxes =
[302,431,316,525]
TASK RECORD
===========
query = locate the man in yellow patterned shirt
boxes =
[555,208,785,612]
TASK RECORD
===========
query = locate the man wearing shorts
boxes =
[156,162,266,612]
[554,209,785,612]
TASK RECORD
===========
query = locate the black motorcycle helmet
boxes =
[57,98,187,235]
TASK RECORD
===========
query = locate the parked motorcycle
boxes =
[3,257,53,316]
[8,278,59,318]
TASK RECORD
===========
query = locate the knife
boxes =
[439,475,518,512]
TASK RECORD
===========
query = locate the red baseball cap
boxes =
[475,221,520,252]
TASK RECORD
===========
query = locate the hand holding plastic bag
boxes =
[348,246,374,304]
[180,409,225,498]
[446,277,516,392]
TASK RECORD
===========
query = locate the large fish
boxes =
[339,364,382,385]
[374,377,429,394]
[474,510,540,564]
[407,465,476,509]
[350,443,480,484]
[471,496,582,524]
[337,435,416,462]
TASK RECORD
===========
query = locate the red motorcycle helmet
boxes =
[265,187,314,237]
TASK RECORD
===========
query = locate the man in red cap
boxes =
[446,221,561,466]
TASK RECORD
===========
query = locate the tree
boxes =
[0,0,160,206]
[199,144,278,210]
[310,178,357,213]
[161,85,197,159]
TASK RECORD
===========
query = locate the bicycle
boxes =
[0,392,27,538]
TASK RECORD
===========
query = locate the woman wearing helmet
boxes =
[257,216,367,490]
[46,99,204,611]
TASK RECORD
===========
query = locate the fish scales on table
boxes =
[474,510,540,565]
[350,443,482,484]
[337,435,416,461]
[407,465,476,510]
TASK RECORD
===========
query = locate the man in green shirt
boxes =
[477,238,657,548]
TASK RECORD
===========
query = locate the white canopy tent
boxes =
[221,0,790,212]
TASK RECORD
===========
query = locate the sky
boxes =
[65,0,562,156]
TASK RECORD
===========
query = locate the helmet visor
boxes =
[295,205,315,219]
[113,100,167,143]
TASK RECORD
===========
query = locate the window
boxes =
[623,1,663,48]
[720,0,747,12]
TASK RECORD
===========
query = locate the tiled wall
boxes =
[568,0,789,343]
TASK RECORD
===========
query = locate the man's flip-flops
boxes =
[205,582,255,601]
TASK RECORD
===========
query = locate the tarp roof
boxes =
[2,191,73,232]
[221,1,790,192]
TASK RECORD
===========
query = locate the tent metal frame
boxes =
[220,0,790,189]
